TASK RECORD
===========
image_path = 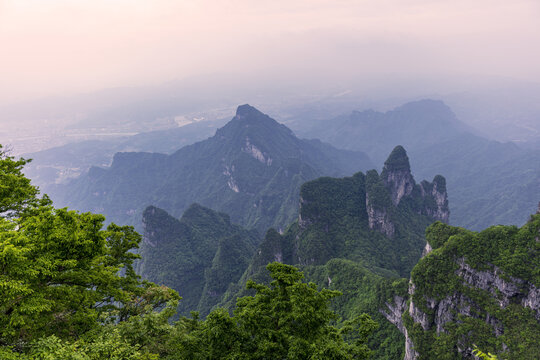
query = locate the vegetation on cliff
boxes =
[404,216,540,359]
[216,147,447,359]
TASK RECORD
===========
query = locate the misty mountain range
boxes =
[29,100,540,232]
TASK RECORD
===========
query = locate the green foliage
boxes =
[473,346,498,359]
[0,205,181,345]
[425,221,467,250]
[365,170,392,211]
[2,145,381,359]
[219,156,444,359]
[381,145,410,173]
[293,168,433,276]
[137,204,259,317]
[299,172,366,225]
[175,263,378,359]
[0,145,44,218]
[302,259,408,360]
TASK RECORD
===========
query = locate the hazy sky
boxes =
[1,0,539,103]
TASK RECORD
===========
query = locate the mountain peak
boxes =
[381,146,414,206]
[181,202,231,227]
[395,99,450,113]
[383,145,411,173]
[235,104,264,118]
[215,104,294,146]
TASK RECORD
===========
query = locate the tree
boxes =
[0,145,45,218]
[175,262,378,359]
[472,346,498,360]
[0,145,180,354]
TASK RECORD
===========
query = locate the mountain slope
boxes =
[50,105,373,233]
[137,203,259,316]
[299,99,470,164]
[235,146,448,280]
[410,134,540,229]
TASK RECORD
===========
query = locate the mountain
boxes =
[23,118,226,190]
[137,204,259,316]
[50,105,373,233]
[295,99,540,230]
[297,99,471,164]
[410,134,540,230]
[383,207,540,359]
[216,146,449,359]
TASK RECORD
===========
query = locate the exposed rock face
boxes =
[523,285,540,320]
[404,331,419,360]
[421,241,433,257]
[381,209,540,360]
[393,225,540,360]
[382,293,419,360]
[298,196,313,230]
[420,176,449,223]
[382,145,415,206]
[243,137,272,166]
[401,258,540,359]
[223,165,240,193]
[381,295,407,334]
[456,259,540,319]
[366,193,395,237]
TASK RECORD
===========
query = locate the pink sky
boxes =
[1,0,539,103]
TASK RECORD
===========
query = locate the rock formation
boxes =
[382,145,415,206]
[365,146,449,237]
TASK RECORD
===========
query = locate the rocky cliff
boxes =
[364,146,449,238]
[382,211,540,359]
[219,146,449,359]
